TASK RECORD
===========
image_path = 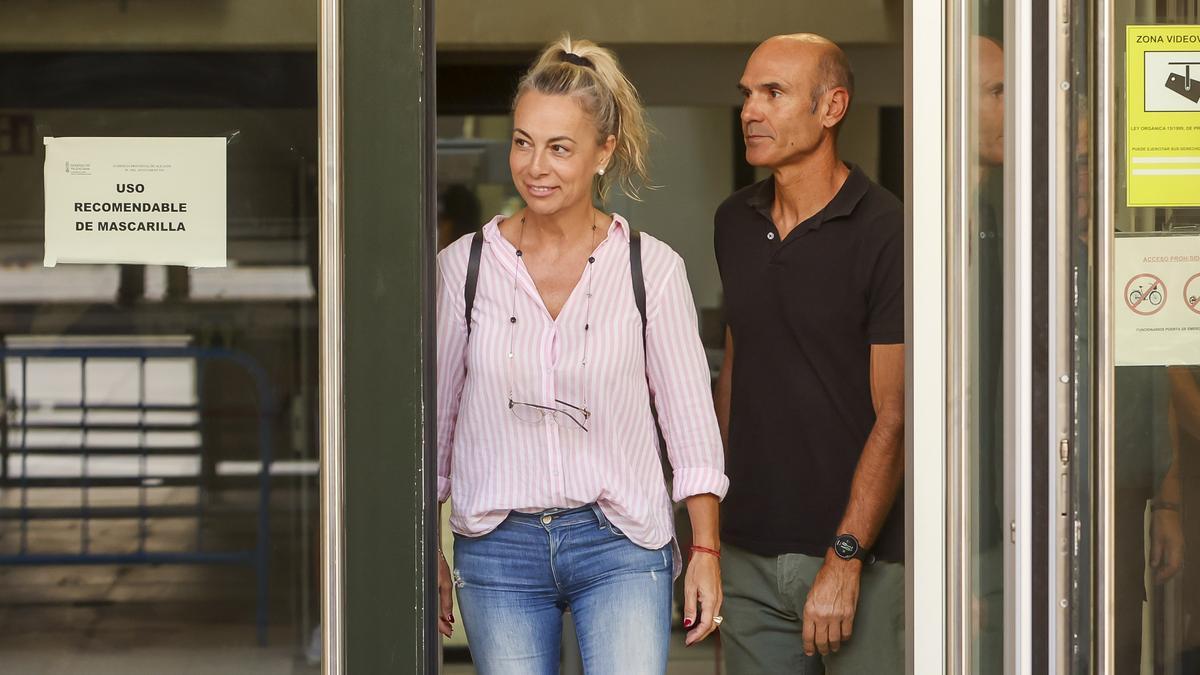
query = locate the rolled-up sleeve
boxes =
[644,255,730,502]
[435,252,468,503]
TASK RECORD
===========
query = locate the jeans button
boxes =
[541,515,552,525]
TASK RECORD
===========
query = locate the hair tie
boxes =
[559,51,595,70]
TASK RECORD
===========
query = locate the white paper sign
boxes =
[43,137,226,267]
[1115,234,1200,365]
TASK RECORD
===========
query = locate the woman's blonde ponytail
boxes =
[516,35,651,202]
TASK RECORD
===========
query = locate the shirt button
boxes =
[767,232,776,240]
[541,515,552,525]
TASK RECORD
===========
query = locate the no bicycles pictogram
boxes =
[1125,273,1167,316]
[1185,273,1200,315]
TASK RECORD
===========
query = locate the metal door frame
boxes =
[906,0,950,672]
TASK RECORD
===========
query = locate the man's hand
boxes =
[802,552,862,656]
[1150,508,1185,584]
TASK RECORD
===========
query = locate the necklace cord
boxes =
[507,210,600,420]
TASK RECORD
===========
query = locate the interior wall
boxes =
[0,0,317,50]
[608,106,733,313]
[571,45,903,108]
[436,0,902,48]
[0,0,900,52]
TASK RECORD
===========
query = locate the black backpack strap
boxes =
[629,228,669,464]
[464,229,484,339]
[629,229,648,354]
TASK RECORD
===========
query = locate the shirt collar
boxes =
[746,163,870,232]
[482,212,630,243]
[608,213,631,241]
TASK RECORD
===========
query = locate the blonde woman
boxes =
[435,36,729,674]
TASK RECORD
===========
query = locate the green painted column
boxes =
[343,0,435,670]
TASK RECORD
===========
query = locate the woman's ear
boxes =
[602,134,617,158]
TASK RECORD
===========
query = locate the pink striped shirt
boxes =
[436,214,728,554]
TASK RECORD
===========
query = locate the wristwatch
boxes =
[831,533,876,564]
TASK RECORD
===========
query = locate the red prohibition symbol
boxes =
[1185,273,1200,316]
[1124,273,1167,316]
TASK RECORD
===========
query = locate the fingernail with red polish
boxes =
[683,618,694,628]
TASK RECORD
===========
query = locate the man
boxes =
[713,34,905,673]
[969,34,1005,674]
[973,35,1005,173]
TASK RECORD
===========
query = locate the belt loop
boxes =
[589,503,608,529]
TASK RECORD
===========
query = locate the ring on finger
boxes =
[713,615,724,627]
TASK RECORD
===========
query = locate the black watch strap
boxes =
[831,534,876,564]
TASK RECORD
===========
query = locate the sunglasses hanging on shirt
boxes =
[504,212,597,432]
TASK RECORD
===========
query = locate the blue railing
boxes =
[0,346,276,646]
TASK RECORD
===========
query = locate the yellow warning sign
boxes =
[1126,25,1200,207]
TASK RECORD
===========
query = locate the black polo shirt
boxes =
[715,164,905,562]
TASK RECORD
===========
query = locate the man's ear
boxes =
[823,88,851,129]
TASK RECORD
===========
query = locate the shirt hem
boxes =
[720,530,903,563]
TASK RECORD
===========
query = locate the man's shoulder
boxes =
[715,179,770,228]
[856,179,904,227]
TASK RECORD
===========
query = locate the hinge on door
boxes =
[1059,438,1070,465]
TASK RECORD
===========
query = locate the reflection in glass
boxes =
[966,22,1005,675]
[1108,2,1200,673]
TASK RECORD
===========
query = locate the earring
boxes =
[598,167,606,176]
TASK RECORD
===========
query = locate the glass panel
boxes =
[0,6,321,673]
[1106,1,1200,674]
[964,1,1006,672]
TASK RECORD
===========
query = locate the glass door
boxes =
[0,6,323,673]
[1067,0,1200,672]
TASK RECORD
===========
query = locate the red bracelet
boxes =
[690,545,721,560]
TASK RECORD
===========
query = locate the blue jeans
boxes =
[452,503,673,675]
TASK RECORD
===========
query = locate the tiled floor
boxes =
[442,629,723,675]
[0,557,723,674]
[0,561,317,675]
[445,646,722,674]
[2,647,317,675]
[0,485,320,674]
[0,487,723,674]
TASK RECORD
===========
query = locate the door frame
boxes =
[319,0,438,672]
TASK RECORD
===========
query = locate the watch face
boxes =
[834,536,858,558]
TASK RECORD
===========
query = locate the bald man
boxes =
[973,35,1005,171]
[968,35,1005,675]
[714,34,905,674]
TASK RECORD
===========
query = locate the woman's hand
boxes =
[683,549,723,646]
[682,493,723,646]
[437,550,455,637]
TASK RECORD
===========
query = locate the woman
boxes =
[435,35,728,674]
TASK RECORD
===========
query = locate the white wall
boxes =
[607,107,732,312]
